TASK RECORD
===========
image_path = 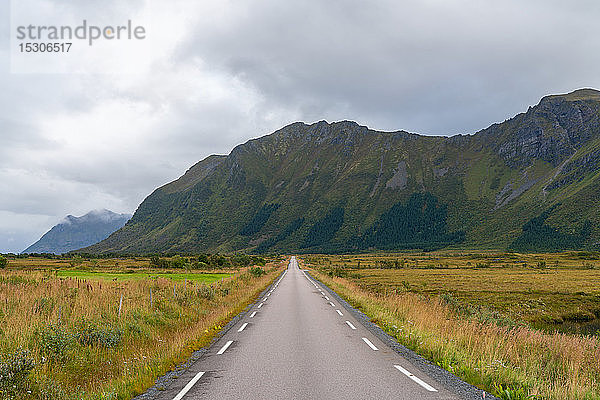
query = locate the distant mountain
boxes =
[86,88,600,254]
[23,210,132,254]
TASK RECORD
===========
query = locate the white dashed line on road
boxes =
[329,302,335,307]
[336,310,343,316]
[217,341,233,355]
[238,323,248,332]
[394,365,438,392]
[362,337,378,351]
[257,302,264,309]
[172,371,205,400]
[345,321,357,330]
[249,311,257,318]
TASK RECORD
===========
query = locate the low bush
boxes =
[36,324,73,363]
[75,319,123,348]
[197,284,215,300]
[249,267,266,277]
[0,349,35,395]
[322,266,347,278]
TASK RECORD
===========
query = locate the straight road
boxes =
[156,257,463,399]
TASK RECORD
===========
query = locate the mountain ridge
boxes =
[24,210,132,254]
[86,88,600,254]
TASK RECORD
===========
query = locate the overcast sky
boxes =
[1,0,600,253]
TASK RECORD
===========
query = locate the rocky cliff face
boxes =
[86,89,600,254]
[479,89,600,167]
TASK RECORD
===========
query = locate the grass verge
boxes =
[0,261,284,399]
[308,265,600,400]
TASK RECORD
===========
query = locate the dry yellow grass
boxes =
[308,263,600,399]
[0,260,284,399]
[307,252,600,333]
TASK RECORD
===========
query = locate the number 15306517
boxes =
[19,42,72,53]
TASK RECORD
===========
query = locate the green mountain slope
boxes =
[87,89,600,254]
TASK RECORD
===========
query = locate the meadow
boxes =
[55,270,231,283]
[304,251,600,400]
[0,256,284,399]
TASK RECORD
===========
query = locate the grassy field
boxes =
[0,257,285,399]
[6,257,150,269]
[307,251,600,334]
[304,252,600,400]
[55,270,231,282]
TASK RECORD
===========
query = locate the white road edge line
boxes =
[394,365,438,392]
[258,302,264,309]
[172,371,205,400]
[238,323,248,332]
[345,321,357,330]
[362,337,379,351]
[249,311,257,318]
[217,340,233,355]
[336,309,343,316]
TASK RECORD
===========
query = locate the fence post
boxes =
[118,293,123,317]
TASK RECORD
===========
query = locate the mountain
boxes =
[87,89,600,254]
[23,210,132,254]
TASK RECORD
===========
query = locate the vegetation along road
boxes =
[144,257,487,400]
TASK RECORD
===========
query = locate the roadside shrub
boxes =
[210,254,230,268]
[0,256,7,269]
[150,256,170,268]
[193,261,211,270]
[36,324,73,362]
[325,266,347,278]
[197,285,215,300]
[230,254,252,267]
[197,254,210,264]
[75,320,122,348]
[170,255,188,269]
[249,267,266,277]
[440,293,518,327]
[0,349,35,394]
[252,256,266,266]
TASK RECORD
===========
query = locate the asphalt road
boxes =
[155,257,466,400]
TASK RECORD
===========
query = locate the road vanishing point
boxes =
[153,257,475,400]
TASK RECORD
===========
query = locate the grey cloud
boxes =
[2,0,600,252]
[176,0,600,134]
